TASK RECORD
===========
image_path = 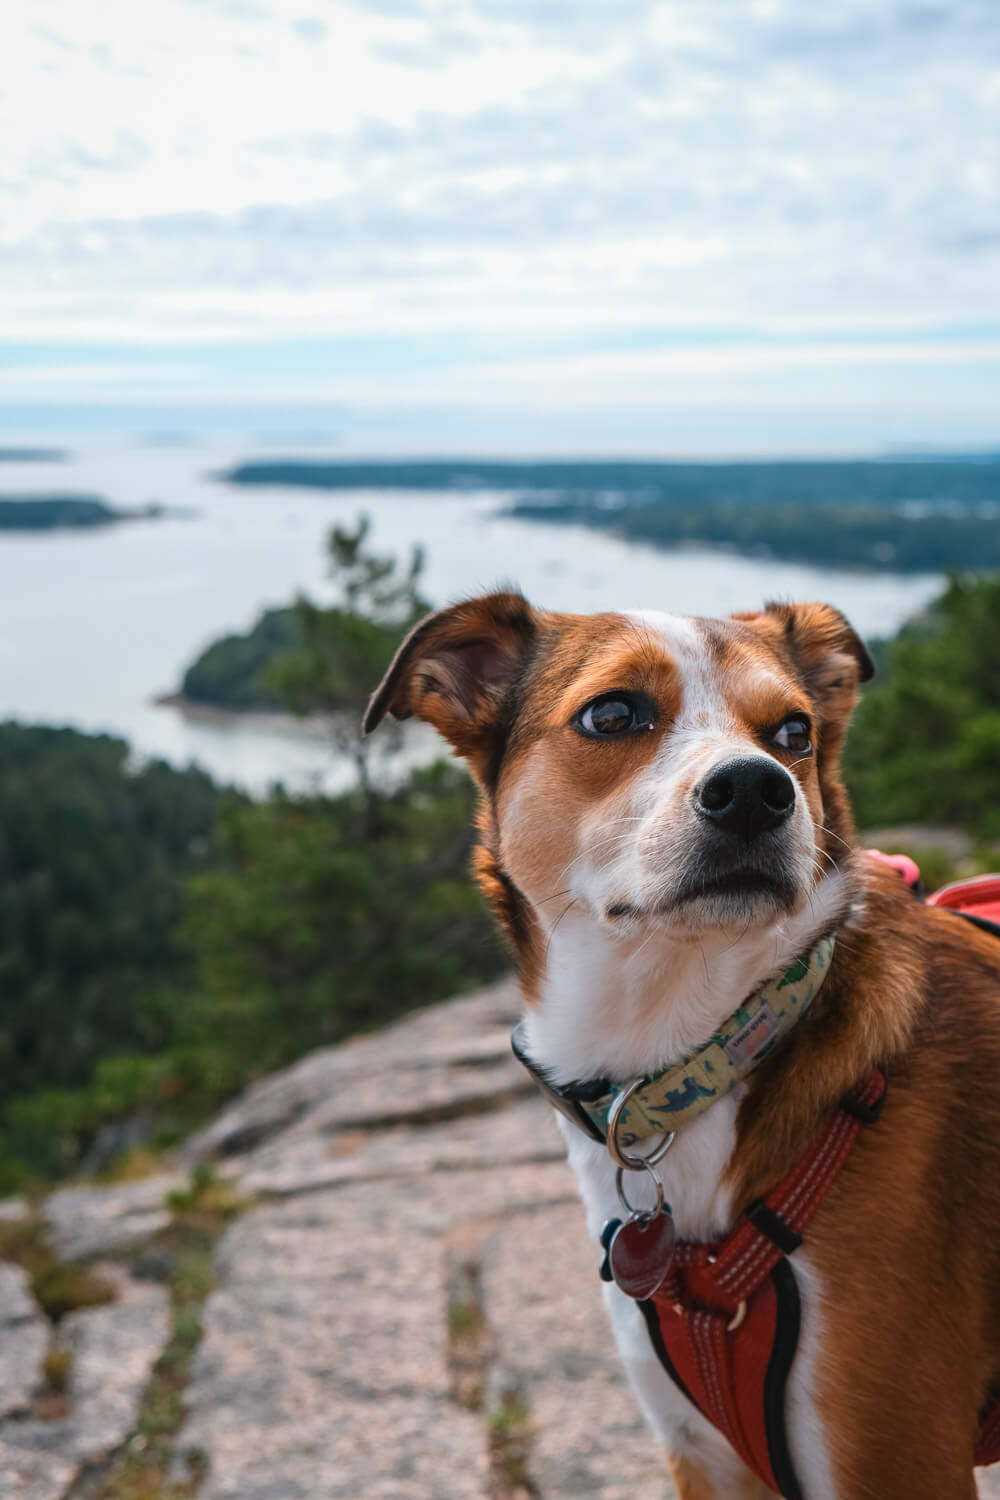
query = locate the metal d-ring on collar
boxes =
[606,1076,676,1171]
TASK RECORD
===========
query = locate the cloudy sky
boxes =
[3,0,999,451]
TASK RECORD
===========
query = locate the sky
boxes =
[2,0,1000,453]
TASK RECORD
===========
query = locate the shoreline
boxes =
[154,692,338,742]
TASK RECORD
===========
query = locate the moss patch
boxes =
[43,1345,74,1395]
[88,1167,252,1500]
[33,1261,117,1321]
[442,1232,538,1499]
[445,1248,492,1413]
[164,1163,248,1223]
[0,1214,116,1321]
[487,1382,537,1500]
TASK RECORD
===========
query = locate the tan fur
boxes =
[668,1450,776,1499]
[667,1451,722,1499]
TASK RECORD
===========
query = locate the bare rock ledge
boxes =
[4,978,1000,1498]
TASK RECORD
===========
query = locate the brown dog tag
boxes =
[608,1211,676,1300]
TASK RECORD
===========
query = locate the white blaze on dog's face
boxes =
[364,592,873,966]
[503,608,823,939]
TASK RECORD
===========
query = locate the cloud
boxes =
[292,15,327,41]
[1,0,999,450]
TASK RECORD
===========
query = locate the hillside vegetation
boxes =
[0,524,496,1192]
[0,728,224,1182]
[845,573,1000,837]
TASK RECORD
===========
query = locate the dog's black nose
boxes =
[694,756,795,840]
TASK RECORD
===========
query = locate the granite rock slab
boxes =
[175,1190,489,1500]
[0,1265,169,1498]
[483,1199,670,1499]
[185,978,521,1162]
[238,1094,562,1197]
[0,1265,47,1420]
[43,1174,181,1261]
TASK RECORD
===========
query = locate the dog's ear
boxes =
[363,591,539,774]
[763,600,874,686]
[751,600,874,747]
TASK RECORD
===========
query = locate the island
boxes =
[0,496,169,531]
[219,456,1000,573]
[0,447,68,463]
[175,607,301,712]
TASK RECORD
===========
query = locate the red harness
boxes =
[639,1070,887,1498]
[636,862,1000,1495]
[639,1066,1000,1491]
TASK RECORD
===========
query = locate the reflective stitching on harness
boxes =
[717,1107,855,1292]
[692,1312,744,1461]
[640,1071,887,1498]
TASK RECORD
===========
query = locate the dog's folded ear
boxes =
[743,600,874,747]
[363,590,539,770]
[762,599,874,685]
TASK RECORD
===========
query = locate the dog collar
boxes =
[511,933,835,1149]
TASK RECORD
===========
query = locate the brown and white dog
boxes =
[365,591,1000,1500]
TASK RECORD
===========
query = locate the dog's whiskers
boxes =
[816,822,852,853]
[543,897,578,960]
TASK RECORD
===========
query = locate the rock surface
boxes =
[483,1202,667,1499]
[43,1175,181,1262]
[0,1265,169,1500]
[183,978,527,1164]
[3,977,1000,1498]
[0,1265,48,1420]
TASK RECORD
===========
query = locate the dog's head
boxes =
[365,592,873,972]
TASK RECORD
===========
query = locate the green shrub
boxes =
[845,574,1000,838]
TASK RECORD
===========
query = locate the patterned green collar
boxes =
[512,935,835,1148]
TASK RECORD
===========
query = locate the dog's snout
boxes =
[694,756,795,840]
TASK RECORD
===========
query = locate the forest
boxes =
[1,528,998,1193]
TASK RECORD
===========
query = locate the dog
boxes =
[365,591,1000,1499]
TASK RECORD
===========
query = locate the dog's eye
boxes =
[574,692,654,739]
[772,715,812,754]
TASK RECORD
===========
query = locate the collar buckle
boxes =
[511,1020,610,1144]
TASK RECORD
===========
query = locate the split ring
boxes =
[614,1161,665,1220]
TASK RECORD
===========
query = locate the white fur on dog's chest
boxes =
[553,1097,838,1499]
[557,1086,740,1244]
[557,1094,743,1468]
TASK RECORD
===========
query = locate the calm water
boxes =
[0,436,943,792]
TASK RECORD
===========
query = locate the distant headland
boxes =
[219,456,1000,573]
